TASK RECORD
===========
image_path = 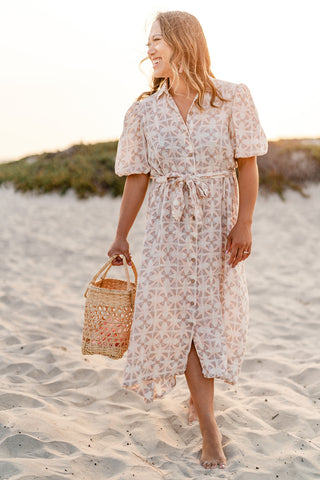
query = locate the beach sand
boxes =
[0,184,319,479]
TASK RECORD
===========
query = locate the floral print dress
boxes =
[115,78,268,403]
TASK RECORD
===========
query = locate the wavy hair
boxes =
[137,11,227,109]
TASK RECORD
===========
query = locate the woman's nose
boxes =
[147,44,155,57]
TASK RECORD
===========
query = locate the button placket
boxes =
[188,192,198,314]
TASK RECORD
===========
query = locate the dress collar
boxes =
[156,78,170,99]
[155,76,217,101]
[155,78,201,104]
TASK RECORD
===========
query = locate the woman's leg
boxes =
[185,340,226,469]
[188,395,199,424]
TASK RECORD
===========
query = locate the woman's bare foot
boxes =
[200,419,226,470]
[188,396,199,424]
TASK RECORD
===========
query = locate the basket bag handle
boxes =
[86,254,138,295]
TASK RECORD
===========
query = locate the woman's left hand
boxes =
[226,221,252,268]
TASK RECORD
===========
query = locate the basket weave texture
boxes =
[82,255,138,359]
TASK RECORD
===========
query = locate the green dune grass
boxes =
[0,141,124,199]
[0,139,319,199]
[257,139,320,199]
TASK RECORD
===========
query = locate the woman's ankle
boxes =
[199,415,220,435]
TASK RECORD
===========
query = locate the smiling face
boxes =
[147,20,174,79]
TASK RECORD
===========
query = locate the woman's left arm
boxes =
[226,156,259,268]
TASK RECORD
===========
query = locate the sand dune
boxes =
[0,185,319,479]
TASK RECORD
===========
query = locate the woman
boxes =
[108,10,267,470]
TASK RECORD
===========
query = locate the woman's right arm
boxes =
[107,173,150,265]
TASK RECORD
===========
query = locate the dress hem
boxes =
[122,371,237,404]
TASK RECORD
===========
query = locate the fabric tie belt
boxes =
[150,170,235,223]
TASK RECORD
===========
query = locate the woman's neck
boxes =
[168,76,196,99]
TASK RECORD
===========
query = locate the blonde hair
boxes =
[137,11,227,109]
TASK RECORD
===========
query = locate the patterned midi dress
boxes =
[115,78,268,403]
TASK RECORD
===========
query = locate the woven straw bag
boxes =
[82,254,138,359]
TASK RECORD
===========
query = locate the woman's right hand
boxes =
[107,236,132,266]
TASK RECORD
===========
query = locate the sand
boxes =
[0,184,319,480]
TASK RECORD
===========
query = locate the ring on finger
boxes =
[243,250,250,255]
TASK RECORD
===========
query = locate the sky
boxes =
[0,0,319,162]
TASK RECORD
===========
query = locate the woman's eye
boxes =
[146,38,161,47]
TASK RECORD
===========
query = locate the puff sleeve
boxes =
[115,101,150,177]
[229,83,268,159]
